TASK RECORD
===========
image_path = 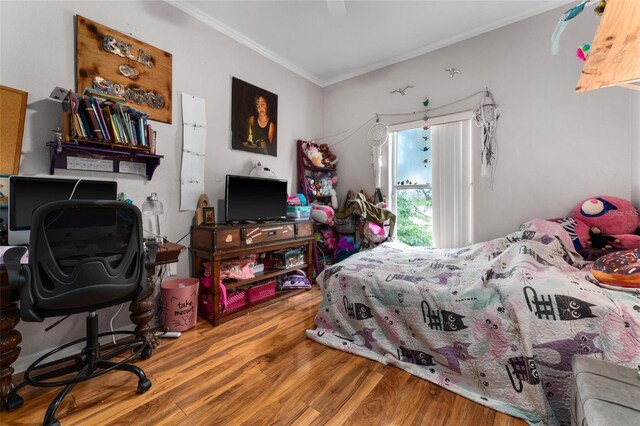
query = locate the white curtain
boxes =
[431,120,473,248]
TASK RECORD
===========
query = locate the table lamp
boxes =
[142,192,164,243]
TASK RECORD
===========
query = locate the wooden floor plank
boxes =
[2,288,527,426]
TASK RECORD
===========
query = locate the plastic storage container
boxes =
[269,247,306,269]
[287,205,311,220]
[161,278,199,332]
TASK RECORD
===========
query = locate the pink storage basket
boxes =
[247,280,276,303]
[222,289,247,313]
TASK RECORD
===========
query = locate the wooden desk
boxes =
[128,241,186,351]
[0,240,185,411]
[0,265,21,411]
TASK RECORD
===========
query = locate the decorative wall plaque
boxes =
[75,15,173,123]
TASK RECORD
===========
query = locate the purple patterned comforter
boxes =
[306,227,640,425]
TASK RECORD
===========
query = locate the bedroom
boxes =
[1,0,639,425]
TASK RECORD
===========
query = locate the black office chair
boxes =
[4,200,156,426]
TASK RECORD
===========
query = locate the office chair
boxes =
[4,200,156,426]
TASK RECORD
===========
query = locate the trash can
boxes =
[161,278,199,332]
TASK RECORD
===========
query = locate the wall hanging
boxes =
[75,15,173,123]
[231,77,278,157]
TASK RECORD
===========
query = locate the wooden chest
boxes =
[190,221,312,252]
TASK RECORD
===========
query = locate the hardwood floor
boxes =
[3,288,527,426]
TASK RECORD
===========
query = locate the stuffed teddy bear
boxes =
[318,143,338,168]
[317,175,338,209]
[552,196,640,251]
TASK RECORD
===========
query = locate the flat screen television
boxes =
[225,175,287,223]
[8,176,118,245]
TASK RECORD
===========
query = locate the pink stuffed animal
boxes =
[572,196,640,250]
[321,228,337,250]
[551,196,640,250]
[311,204,335,226]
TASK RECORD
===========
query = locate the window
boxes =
[386,112,474,248]
[391,127,433,247]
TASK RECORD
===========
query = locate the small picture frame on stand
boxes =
[203,207,215,225]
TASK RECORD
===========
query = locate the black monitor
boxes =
[225,175,287,222]
[8,176,118,245]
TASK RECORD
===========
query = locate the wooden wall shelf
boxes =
[576,0,640,92]
[48,141,163,180]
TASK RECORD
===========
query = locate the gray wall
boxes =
[1,0,323,369]
[322,6,633,243]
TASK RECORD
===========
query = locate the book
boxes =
[80,97,103,140]
[91,97,110,142]
[83,88,127,104]
[78,110,94,139]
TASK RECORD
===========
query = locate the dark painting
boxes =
[231,77,278,157]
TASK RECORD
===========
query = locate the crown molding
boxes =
[166,1,571,88]
[165,0,324,87]
[321,1,572,86]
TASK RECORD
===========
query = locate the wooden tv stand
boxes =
[190,220,314,326]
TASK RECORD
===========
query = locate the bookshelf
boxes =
[50,90,164,180]
[48,141,163,180]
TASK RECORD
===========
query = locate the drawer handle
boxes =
[225,234,233,243]
[268,231,277,236]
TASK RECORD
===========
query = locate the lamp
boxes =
[142,192,164,243]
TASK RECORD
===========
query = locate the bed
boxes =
[306,221,640,426]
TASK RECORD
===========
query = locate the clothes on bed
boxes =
[306,227,640,426]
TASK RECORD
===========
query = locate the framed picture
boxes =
[0,174,9,209]
[231,77,278,157]
[203,207,215,225]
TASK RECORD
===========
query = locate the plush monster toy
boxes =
[572,196,640,250]
[550,196,640,251]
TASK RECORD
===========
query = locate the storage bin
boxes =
[161,278,199,332]
[222,289,247,313]
[287,205,311,220]
[246,280,276,303]
[269,247,306,270]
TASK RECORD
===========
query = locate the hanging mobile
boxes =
[473,89,501,184]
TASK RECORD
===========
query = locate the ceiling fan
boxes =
[327,0,347,17]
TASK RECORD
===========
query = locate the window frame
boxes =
[385,111,475,245]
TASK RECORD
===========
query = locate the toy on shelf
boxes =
[311,205,335,226]
[318,175,338,209]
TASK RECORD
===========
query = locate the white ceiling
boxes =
[167,0,571,87]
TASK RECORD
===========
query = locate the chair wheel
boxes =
[45,419,60,426]
[139,346,153,360]
[137,378,152,394]
[5,394,24,411]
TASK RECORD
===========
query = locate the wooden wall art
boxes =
[0,85,28,174]
[75,15,173,123]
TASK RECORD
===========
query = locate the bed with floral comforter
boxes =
[306,222,640,425]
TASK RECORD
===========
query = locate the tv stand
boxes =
[190,220,313,326]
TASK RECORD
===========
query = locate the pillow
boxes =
[591,248,640,289]
[520,218,581,252]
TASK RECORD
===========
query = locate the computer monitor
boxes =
[8,176,118,245]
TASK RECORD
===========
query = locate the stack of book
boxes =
[66,90,156,153]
